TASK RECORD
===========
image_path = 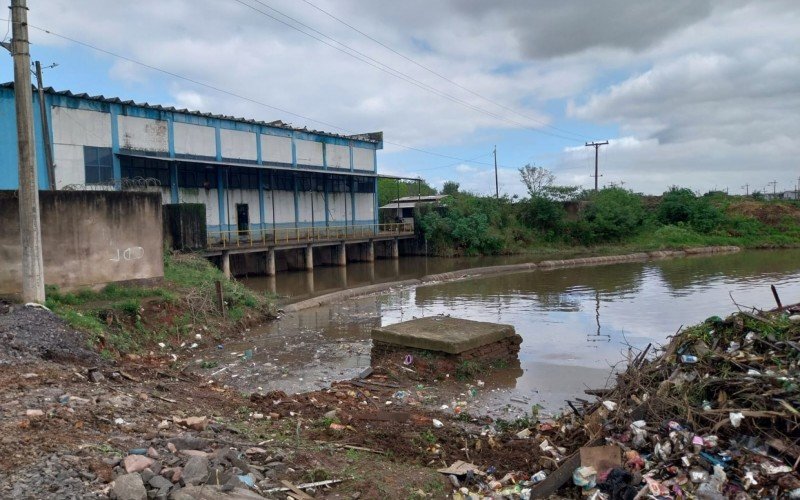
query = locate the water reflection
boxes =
[215,250,800,412]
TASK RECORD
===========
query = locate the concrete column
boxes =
[305,270,315,294]
[265,248,276,276]
[336,242,347,266]
[305,244,314,271]
[336,266,347,288]
[221,251,231,278]
[390,238,400,259]
[366,240,375,262]
[368,262,375,282]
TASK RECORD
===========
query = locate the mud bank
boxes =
[284,246,740,312]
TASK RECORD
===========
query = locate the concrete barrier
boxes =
[283,246,741,312]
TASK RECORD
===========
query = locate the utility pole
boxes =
[585,141,608,191]
[768,180,778,196]
[34,60,55,190]
[10,0,45,303]
[493,145,499,199]
[741,184,749,196]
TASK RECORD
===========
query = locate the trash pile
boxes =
[447,305,800,499]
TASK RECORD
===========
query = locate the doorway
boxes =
[236,204,249,235]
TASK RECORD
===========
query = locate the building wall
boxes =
[265,190,296,226]
[262,134,293,164]
[220,129,256,161]
[0,190,163,296]
[296,191,326,225]
[174,121,216,157]
[226,188,262,226]
[326,144,350,169]
[353,147,375,171]
[51,107,114,188]
[355,193,374,222]
[118,115,168,153]
[295,139,323,167]
[328,192,350,224]
[178,188,219,226]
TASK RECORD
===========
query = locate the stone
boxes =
[26,409,44,419]
[160,467,182,483]
[168,436,208,451]
[170,485,264,499]
[89,370,105,383]
[371,316,516,354]
[123,455,154,474]
[174,416,208,431]
[148,474,173,491]
[111,473,147,500]
[180,450,209,458]
[182,456,209,486]
[147,447,160,459]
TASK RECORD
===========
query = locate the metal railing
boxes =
[207,222,414,249]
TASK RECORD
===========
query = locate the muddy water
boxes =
[201,250,800,418]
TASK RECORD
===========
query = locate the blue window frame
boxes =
[83,146,114,184]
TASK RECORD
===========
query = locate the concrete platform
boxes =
[371,316,516,354]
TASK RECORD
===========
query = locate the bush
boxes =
[518,196,565,236]
[658,186,724,232]
[575,188,646,244]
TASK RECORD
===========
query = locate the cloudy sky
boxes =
[3,0,798,195]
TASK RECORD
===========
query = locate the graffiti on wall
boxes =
[110,246,144,262]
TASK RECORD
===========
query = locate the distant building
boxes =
[763,191,799,201]
[0,83,382,236]
[379,194,448,224]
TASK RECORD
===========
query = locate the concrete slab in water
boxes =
[371,316,516,354]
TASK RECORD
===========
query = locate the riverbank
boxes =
[2,288,799,498]
[284,245,741,312]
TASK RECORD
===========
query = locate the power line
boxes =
[233,0,583,143]
[297,0,590,141]
[5,18,518,170]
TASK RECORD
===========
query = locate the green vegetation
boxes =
[46,253,275,356]
[377,177,437,207]
[416,173,800,256]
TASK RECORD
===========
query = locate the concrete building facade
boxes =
[0,83,382,238]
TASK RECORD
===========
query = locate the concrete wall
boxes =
[355,193,374,222]
[327,144,350,169]
[266,191,296,225]
[51,107,113,189]
[178,188,220,226]
[353,147,375,171]
[295,139,324,167]
[328,192,350,224]
[0,191,164,296]
[118,115,168,153]
[262,134,293,164]
[174,122,216,157]
[297,191,326,225]
[220,129,256,161]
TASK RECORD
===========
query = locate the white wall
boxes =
[174,122,216,157]
[327,144,350,169]
[295,139,323,167]
[355,193,374,221]
[327,192,351,224]
[118,115,168,152]
[221,129,257,161]
[265,191,296,225]
[178,188,220,226]
[53,144,85,188]
[296,191,326,224]
[262,134,292,164]
[52,107,112,148]
[227,189,262,225]
[353,147,375,171]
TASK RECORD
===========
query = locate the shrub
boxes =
[658,186,724,232]
[577,187,646,243]
[518,196,565,236]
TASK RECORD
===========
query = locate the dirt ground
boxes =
[0,303,551,499]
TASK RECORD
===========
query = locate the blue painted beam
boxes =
[110,104,121,186]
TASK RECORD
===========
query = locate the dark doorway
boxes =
[236,204,249,234]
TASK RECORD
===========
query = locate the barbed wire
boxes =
[62,177,163,191]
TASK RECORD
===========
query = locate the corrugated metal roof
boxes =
[379,202,419,210]
[0,82,382,144]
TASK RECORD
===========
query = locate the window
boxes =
[119,155,170,186]
[177,163,218,189]
[84,146,114,184]
[354,176,375,193]
[272,172,295,191]
[326,174,350,193]
[227,167,259,190]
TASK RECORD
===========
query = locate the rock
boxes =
[160,467,182,483]
[174,416,208,431]
[789,314,800,323]
[89,370,105,383]
[111,473,147,500]
[123,455,154,474]
[148,475,173,491]
[26,409,44,419]
[180,450,209,458]
[182,456,209,486]
[324,409,339,419]
[157,420,170,430]
[140,468,155,484]
[167,436,208,451]
[170,485,263,499]
[251,413,264,420]
[147,447,160,459]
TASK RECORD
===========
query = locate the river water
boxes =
[200,250,800,417]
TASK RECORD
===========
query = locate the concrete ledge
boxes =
[371,316,516,354]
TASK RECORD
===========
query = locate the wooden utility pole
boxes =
[768,180,778,196]
[585,141,608,192]
[741,184,749,196]
[493,146,499,198]
[34,60,55,190]
[11,0,45,303]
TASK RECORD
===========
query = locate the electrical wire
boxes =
[297,0,590,141]
[233,0,584,143]
[2,17,520,170]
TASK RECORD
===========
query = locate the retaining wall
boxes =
[0,190,164,297]
[283,246,741,312]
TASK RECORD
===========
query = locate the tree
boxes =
[442,181,460,196]
[518,164,554,198]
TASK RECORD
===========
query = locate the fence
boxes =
[207,222,414,249]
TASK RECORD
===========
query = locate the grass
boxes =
[45,252,274,357]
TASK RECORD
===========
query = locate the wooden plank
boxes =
[530,437,603,498]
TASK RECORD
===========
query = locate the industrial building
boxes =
[0,82,382,237]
